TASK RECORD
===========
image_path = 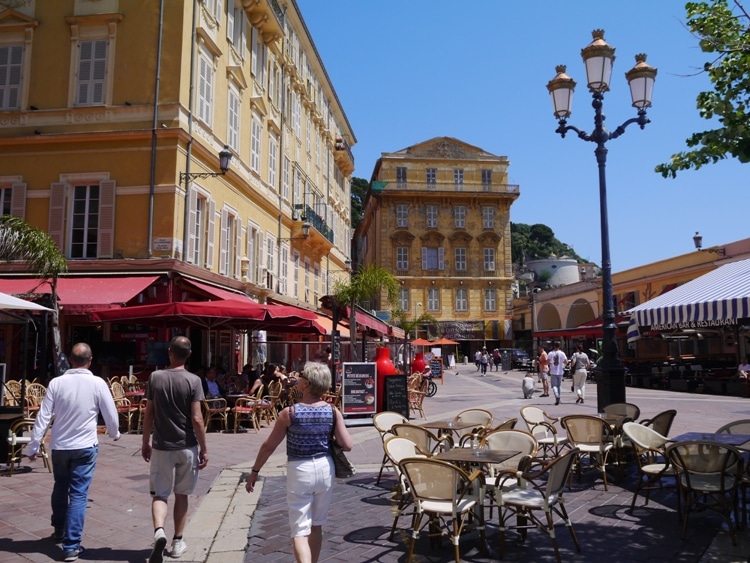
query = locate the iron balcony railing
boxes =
[380,181,520,194]
[294,204,335,244]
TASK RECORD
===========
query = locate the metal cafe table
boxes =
[669,432,750,450]
[420,419,476,438]
[435,448,520,467]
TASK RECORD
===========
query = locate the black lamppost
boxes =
[546,30,657,412]
[180,145,232,183]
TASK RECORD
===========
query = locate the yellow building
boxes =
[0,0,354,370]
[356,137,520,354]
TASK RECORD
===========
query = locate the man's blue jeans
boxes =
[551,374,562,399]
[51,446,98,552]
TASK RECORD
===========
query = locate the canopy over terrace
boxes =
[627,258,750,327]
[88,299,324,333]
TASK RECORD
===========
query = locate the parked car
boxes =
[499,348,531,369]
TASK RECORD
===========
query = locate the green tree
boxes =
[656,0,750,178]
[350,177,368,230]
[332,264,399,360]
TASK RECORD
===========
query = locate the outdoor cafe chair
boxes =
[621,422,672,511]
[495,448,581,563]
[398,456,486,563]
[391,423,453,455]
[603,402,641,421]
[232,387,264,433]
[520,405,568,459]
[373,411,409,484]
[455,408,493,430]
[6,417,51,476]
[482,429,538,516]
[716,418,750,437]
[639,409,677,438]
[666,440,743,545]
[561,415,615,490]
[491,417,518,431]
[382,436,426,541]
[408,377,428,419]
[24,382,47,418]
[201,398,230,432]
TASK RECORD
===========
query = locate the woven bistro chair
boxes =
[382,436,426,540]
[391,423,453,455]
[232,387,264,433]
[639,409,677,437]
[201,397,230,432]
[561,415,615,490]
[622,422,672,511]
[6,417,51,475]
[373,411,409,484]
[520,405,568,459]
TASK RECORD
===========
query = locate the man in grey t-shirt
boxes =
[142,336,208,563]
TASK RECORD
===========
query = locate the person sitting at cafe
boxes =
[738,357,750,379]
[202,366,225,399]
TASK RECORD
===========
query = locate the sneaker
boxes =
[150,529,167,563]
[52,528,64,542]
[63,546,85,561]
[555,398,560,406]
[169,538,187,558]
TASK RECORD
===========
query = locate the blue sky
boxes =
[296,0,746,272]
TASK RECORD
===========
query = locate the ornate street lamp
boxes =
[180,145,232,183]
[546,30,657,412]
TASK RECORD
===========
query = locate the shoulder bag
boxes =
[329,405,356,478]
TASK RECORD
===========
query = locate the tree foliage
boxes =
[656,0,750,177]
[0,216,67,278]
[510,222,587,265]
[350,177,368,230]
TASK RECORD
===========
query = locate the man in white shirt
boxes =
[28,343,121,562]
[547,341,568,406]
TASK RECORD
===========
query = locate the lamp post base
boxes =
[594,364,627,412]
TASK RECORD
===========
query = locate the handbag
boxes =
[329,407,356,478]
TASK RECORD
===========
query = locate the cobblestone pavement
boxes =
[2,364,750,561]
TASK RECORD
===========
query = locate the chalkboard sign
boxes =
[429,357,443,380]
[341,362,377,415]
[384,375,409,419]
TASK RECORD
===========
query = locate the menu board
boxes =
[429,357,443,380]
[341,362,377,415]
[384,375,409,419]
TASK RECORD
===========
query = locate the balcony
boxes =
[294,204,335,244]
[244,0,284,44]
[334,137,354,175]
[378,181,520,194]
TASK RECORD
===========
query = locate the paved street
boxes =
[2,363,750,561]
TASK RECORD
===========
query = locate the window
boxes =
[279,245,289,295]
[398,288,409,311]
[396,247,409,270]
[198,48,214,126]
[425,168,436,187]
[247,223,262,285]
[219,208,239,277]
[292,92,301,138]
[282,156,290,201]
[268,134,278,189]
[292,251,300,298]
[483,248,495,271]
[454,205,465,228]
[454,247,466,271]
[456,289,468,311]
[306,116,311,154]
[482,169,492,190]
[251,29,267,85]
[484,288,497,311]
[70,184,99,258]
[313,263,319,298]
[76,40,108,106]
[396,204,408,228]
[0,45,23,110]
[426,205,438,228]
[227,1,247,57]
[421,247,445,271]
[304,258,310,300]
[191,193,206,265]
[427,288,440,312]
[396,167,407,188]
[250,112,261,173]
[454,169,464,190]
[482,206,494,228]
[227,86,240,151]
[266,235,275,283]
[0,187,11,215]
[204,0,223,22]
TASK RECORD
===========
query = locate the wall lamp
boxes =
[693,231,726,256]
[279,222,311,241]
[179,145,232,183]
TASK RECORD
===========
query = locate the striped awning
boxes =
[627,258,750,326]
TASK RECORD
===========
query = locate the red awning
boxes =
[534,314,629,340]
[313,314,350,337]
[353,307,390,335]
[0,276,159,314]
[180,278,254,301]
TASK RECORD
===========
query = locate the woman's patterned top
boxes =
[287,403,334,459]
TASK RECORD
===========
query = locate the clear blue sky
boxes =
[296,0,746,272]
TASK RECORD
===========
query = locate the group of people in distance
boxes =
[25,337,351,563]
[533,341,592,405]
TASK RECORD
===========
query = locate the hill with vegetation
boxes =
[511,223,588,266]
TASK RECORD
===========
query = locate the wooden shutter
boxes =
[219,208,228,275]
[185,188,197,263]
[10,182,26,218]
[0,46,23,110]
[438,247,445,270]
[421,247,427,270]
[97,180,116,258]
[226,3,234,41]
[48,182,66,251]
[235,223,243,279]
[206,198,216,269]
[77,40,107,105]
[257,233,265,286]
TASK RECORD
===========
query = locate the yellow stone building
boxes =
[0,0,354,370]
[356,137,520,355]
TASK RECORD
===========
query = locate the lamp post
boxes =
[413,301,422,340]
[546,30,657,412]
[180,145,232,184]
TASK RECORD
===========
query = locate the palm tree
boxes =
[0,216,67,376]
[331,264,399,361]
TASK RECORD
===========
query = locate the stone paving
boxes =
[1,363,750,561]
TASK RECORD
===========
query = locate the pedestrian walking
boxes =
[492,348,501,371]
[27,343,121,562]
[480,348,490,376]
[141,336,209,563]
[245,361,353,563]
[474,349,482,371]
[538,346,550,397]
[547,341,567,406]
[570,344,591,404]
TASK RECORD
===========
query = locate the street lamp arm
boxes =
[609,109,650,140]
[554,119,591,141]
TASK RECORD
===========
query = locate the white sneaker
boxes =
[150,529,167,563]
[170,538,187,558]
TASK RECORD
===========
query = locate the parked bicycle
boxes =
[420,368,438,398]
